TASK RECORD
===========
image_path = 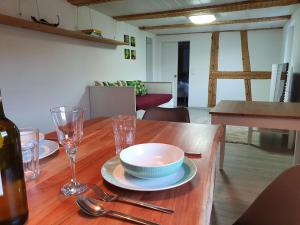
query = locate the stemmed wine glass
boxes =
[50,106,87,196]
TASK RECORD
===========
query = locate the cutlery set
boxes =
[76,185,174,224]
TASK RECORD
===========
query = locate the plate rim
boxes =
[101,156,197,191]
[39,140,59,159]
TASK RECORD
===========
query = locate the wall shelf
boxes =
[0,13,127,46]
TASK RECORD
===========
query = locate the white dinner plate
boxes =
[39,140,59,159]
[101,156,197,191]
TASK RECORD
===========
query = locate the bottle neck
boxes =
[0,91,5,119]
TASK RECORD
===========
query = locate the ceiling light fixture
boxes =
[189,14,216,24]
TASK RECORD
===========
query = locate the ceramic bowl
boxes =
[119,143,184,179]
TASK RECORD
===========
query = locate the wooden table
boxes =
[210,100,300,169]
[26,118,222,225]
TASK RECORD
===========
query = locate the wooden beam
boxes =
[67,0,120,6]
[211,71,287,80]
[241,30,252,101]
[157,27,283,36]
[208,32,219,107]
[140,15,291,31]
[114,0,298,21]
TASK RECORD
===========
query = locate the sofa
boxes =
[89,82,173,118]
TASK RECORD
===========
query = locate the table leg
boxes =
[219,125,226,170]
[248,127,253,144]
[288,131,295,150]
[293,131,300,165]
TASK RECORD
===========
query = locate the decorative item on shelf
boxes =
[124,35,129,44]
[130,36,136,47]
[31,0,59,27]
[31,15,60,27]
[80,29,103,38]
[131,50,136,60]
[125,49,130,59]
[78,6,104,39]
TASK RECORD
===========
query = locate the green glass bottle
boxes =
[0,90,28,225]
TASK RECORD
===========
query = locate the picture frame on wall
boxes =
[124,35,129,44]
[124,49,130,59]
[130,36,136,47]
[131,50,136,60]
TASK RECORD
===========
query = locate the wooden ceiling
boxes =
[139,15,291,31]
[67,0,300,34]
[113,0,299,21]
[67,0,120,6]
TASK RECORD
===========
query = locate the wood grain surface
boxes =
[210,100,300,119]
[240,30,252,101]
[208,32,219,107]
[139,16,290,30]
[0,13,127,46]
[113,0,298,21]
[27,118,222,225]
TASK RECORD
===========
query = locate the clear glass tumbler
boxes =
[112,115,136,155]
[50,106,87,196]
[20,128,40,181]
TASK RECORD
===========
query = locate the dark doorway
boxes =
[177,41,190,107]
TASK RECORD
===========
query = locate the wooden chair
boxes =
[142,107,190,123]
[233,165,300,225]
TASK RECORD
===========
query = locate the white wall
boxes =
[248,29,283,101]
[157,29,283,107]
[0,0,156,132]
[217,32,244,102]
[282,20,294,63]
[290,6,300,73]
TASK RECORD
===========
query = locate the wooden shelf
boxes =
[0,13,127,46]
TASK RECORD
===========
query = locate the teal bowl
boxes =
[119,143,184,179]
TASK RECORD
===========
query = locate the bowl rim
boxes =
[120,143,184,168]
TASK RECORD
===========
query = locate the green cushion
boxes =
[95,81,102,86]
[95,81,118,87]
[127,80,147,96]
[108,82,118,87]
[95,81,109,86]
[117,80,128,87]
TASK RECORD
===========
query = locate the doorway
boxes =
[177,41,190,107]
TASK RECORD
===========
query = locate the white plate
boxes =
[101,156,197,191]
[39,140,59,159]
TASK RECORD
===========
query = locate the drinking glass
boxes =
[50,106,87,196]
[112,115,136,155]
[20,128,40,181]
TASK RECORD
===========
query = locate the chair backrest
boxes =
[142,107,190,123]
[233,165,300,225]
[269,63,288,102]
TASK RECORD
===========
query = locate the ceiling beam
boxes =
[113,0,299,21]
[67,0,120,6]
[157,27,283,36]
[139,15,291,31]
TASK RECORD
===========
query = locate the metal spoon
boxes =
[76,195,160,225]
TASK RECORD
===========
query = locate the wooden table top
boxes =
[26,118,222,225]
[210,100,300,119]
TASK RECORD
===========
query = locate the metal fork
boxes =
[92,185,174,214]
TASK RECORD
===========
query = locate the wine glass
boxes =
[50,106,87,196]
